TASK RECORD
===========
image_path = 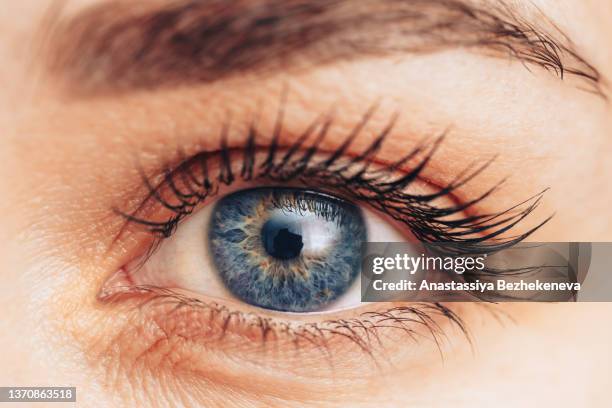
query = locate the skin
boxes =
[0,0,611,407]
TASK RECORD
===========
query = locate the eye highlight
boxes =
[209,187,366,312]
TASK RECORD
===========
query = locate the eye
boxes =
[111,185,405,314]
[100,106,547,367]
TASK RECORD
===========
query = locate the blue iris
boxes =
[208,187,366,312]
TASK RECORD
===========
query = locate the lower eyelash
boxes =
[100,285,470,364]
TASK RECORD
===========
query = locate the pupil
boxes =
[261,219,304,260]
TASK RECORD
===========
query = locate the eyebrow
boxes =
[47,0,603,96]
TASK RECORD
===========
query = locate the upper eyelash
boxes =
[116,102,550,256]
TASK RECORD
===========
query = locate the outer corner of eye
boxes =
[102,184,414,315]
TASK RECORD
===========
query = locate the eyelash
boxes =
[102,284,471,362]
[117,104,548,257]
[108,103,549,360]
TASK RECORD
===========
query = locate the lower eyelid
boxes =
[98,287,470,380]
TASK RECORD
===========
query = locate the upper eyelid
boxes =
[115,105,388,226]
[114,112,549,262]
[116,106,421,230]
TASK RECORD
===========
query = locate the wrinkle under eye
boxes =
[208,187,367,312]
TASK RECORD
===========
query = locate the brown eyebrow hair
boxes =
[46,0,603,96]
